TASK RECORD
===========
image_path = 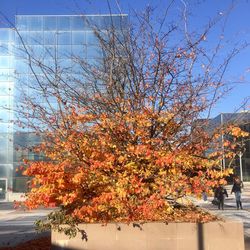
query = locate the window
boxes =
[30,45,44,59]
[86,31,99,45]
[27,17,43,31]
[0,57,9,69]
[72,45,86,58]
[16,16,28,31]
[44,16,57,31]
[57,16,71,30]
[57,32,71,45]
[72,31,85,45]
[28,32,43,45]
[15,59,29,74]
[0,70,10,81]
[44,31,56,45]
[72,16,86,30]
[0,43,9,56]
[87,46,103,58]
[58,45,71,59]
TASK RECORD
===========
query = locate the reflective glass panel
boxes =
[44,31,56,45]
[15,31,29,45]
[0,57,9,69]
[57,32,71,45]
[16,16,28,31]
[0,29,14,41]
[44,16,57,30]
[27,32,43,45]
[72,45,86,58]
[30,45,44,59]
[0,96,12,109]
[86,31,99,45]
[0,82,12,95]
[44,45,56,59]
[15,59,29,74]
[87,46,103,58]
[27,16,43,31]
[72,31,85,45]
[0,43,9,55]
[58,45,71,59]
[72,16,86,30]
[0,70,10,81]
[57,16,71,30]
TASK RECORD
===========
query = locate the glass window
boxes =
[0,42,12,56]
[44,16,57,30]
[0,163,9,174]
[111,16,127,29]
[0,43,10,56]
[0,123,9,133]
[0,57,9,69]
[27,16,43,31]
[0,30,12,42]
[0,82,13,95]
[44,45,56,59]
[16,16,28,31]
[71,62,83,74]
[87,46,103,58]
[58,59,72,69]
[0,109,10,123]
[15,59,29,74]
[43,59,56,71]
[15,31,29,45]
[44,31,56,45]
[58,45,71,59]
[72,31,85,45]
[57,32,71,45]
[85,16,100,28]
[30,45,44,59]
[0,69,10,81]
[72,45,86,58]
[86,31,99,45]
[72,16,87,30]
[0,96,12,108]
[57,16,71,30]
[27,32,43,45]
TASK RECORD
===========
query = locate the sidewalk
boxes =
[0,202,53,248]
[1,184,250,248]
[196,182,250,250]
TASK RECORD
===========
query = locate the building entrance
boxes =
[0,179,7,201]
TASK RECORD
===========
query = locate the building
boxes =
[0,14,127,201]
[208,112,250,181]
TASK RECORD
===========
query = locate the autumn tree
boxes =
[11,4,249,235]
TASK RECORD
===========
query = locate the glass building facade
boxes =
[0,28,14,199]
[0,15,127,200]
[208,112,250,181]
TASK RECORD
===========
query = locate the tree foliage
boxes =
[12,5,249,230]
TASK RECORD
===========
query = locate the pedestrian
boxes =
[231,176,244,210]
[214,185,228,210]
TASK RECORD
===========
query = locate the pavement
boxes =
[1,184,250,249]
[0,202,53,248]
[195,182,250,250]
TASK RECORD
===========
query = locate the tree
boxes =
[12,5,248,236]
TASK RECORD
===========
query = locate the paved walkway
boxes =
[196,182,250,250]
[0,202,53,248]
[1,184,250,248]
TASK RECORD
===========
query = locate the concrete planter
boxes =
[52,221,244,250]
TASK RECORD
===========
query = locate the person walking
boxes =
[231,176,244,210]
[214,185,228,210]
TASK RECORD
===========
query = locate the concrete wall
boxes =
[7,192,25,202]
[52,221,244,250]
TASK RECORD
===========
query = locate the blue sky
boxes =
[0,0,249,117]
